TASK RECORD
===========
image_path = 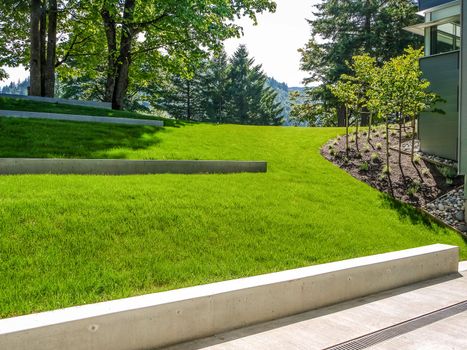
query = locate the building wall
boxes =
[460,0,467,175]
[419,51,459,161]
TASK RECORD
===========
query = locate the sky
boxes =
[225,0,317,87]
[1,0,317,88]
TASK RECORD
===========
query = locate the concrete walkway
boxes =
[165,263,467,350]
[0,110,164,127]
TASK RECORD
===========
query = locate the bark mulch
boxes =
[321,127,463,208]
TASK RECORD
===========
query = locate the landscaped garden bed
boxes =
[321,126,466,231]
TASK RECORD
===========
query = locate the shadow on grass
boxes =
[0,117,175,159]
[0,97,187,126]
[379,193,467,242]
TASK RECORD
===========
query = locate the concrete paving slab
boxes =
[164,271,467,350]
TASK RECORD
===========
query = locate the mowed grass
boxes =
[0,117,465,318]
[0,96,177,125]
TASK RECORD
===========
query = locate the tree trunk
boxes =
[39,4,47,96]
[112,0,136,110]
[44,0,57,97]
[345,107,349,157]
[355,111,360,153]
[385,116,393,195]
[360,107,369,126]
[337,104,346,127]
[101,6,118,102]
[186,80,192,120]
[30,0,42,96]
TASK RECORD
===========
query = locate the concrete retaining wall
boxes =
[0,158,268,175]
[0,110,164,127]
[0,244,459,350]
[0,93,112,109]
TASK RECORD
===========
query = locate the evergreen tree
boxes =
[156,74,206,120]
[203,50,230,122]
[259,86,284,125]
[154,45,283,125]
[300,0,422,126]
[226,45,282,125]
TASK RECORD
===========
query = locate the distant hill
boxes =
[266,77,304,124]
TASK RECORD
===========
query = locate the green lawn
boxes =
[0,117,465,318]
[0,96,178,126]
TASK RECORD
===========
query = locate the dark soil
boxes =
[321,127,463,207]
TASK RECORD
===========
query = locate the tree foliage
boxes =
[331,47,438,183]
[0,0,277,110]
[152,45,283,125]
[298,0,422,125]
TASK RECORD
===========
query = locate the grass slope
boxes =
[0,96,177,125]
[0,118,465,318]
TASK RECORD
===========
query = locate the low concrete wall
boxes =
[0,158,268,175]
[0,244,459,350]
[0,93,112,109]
[0,110,164,127]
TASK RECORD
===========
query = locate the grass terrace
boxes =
[0,96,176,125]
[0,115,465,318]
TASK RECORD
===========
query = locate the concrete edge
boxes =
[0,110,164,127]
[0,244,459,350]
[0,158,268,175]
[0,93,112,109]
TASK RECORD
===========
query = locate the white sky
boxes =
[225,0,317,87]
[1,0,317,88]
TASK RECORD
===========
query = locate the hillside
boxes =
[267,77,305,122]
[0,110,465,317]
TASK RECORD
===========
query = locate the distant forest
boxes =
[1,48,304,125]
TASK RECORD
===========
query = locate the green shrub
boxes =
[382,164,391,175]
[413,154,421,164]
[437,164,457,179]
[376,142,382,150]
[359,161,369,172]
[371,152,379,162]
[421,168,430,177]
[407,182,420,197]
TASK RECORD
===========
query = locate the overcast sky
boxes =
[1,0,317,88]
[225,0,317,87]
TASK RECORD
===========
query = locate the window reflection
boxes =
[430,21,461,55]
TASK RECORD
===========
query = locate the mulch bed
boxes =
[321,127,463,208]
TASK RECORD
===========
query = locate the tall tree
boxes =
[300,0,421,126]
[94,0,277,110]
[204,50,230,122]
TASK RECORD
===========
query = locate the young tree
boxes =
[377,47,437,172]
[300,0,421,125]
[330,80,359,157]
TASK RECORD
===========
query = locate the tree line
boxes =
[293,0,423,127]
[0,0,276,111]
[153,45,283,125]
